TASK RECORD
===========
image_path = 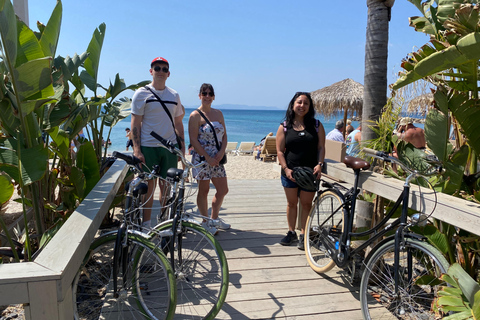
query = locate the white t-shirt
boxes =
[131,85,183,147]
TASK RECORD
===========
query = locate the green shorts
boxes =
[141,146,177,178]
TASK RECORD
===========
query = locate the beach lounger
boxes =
[235,142,255,155]
[259,136,277,162]
[225,142,238,154]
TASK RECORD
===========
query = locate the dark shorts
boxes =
[281,175,314,193]
[126,139,133,148]
[141,146,177,178]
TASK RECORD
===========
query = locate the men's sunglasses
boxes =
[201,92,215,97]
[153,66,169,73]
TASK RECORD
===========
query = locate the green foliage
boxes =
[363,96,402,154]
[437,263,480,319]
[0,0,144,259]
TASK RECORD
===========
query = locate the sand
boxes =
[223,153,281,180]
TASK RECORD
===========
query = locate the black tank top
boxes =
[282,124,318,176]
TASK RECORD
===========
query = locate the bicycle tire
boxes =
[305,190,345,273]
[73,232,177,320]
[360,238,449,319]
[150,221,229,320]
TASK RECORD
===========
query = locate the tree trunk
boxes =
[362,0,393,142]
[359,0,393,229]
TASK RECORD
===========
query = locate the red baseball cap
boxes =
[151,57,169,67]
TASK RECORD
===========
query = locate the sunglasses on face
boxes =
[201,92,215,97]
[153,66,169,73]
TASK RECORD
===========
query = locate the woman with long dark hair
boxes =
[276,92,325,250]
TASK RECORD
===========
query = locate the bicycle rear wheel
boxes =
[360,238,449,319]
[73,232,176,320]
[150,221,229,320]
[305,190,345,273]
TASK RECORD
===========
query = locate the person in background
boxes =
[326,120,345,142]
[396,117,426,149]
[125,128,133,151]
[346,119,354,135]
[346,125,361,157]
[131,56,185,231]
[276,92,325,250]
[346,124,354,136]
[255,132,273,160]
[189,83,230,235]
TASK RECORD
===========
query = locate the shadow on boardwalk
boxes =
[202,179,363,319]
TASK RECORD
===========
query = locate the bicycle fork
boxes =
[113,224,128,299]
[393,185,411,296]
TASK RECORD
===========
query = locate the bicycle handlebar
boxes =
[362,148,441,177]
[150,131,204,170]
[112,151,142,166]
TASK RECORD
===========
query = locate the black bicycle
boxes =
[73,152,177,320]
[304,148,449,319]
[148,131,229,320]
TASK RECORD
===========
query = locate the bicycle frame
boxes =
[318,167,423,295]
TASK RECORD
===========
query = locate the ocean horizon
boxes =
[103,108,361,154]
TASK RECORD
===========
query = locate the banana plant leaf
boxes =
[0,173,14,205]
[442,145,469,194]
[425,108,451,162]
[82,23,106,92]
[76,142,100,196]
[38,1,61,58]
[0,0,18,70]
[0,139,48,185]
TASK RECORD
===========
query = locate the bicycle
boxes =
[304,148,449,319]
[73,153,177,320]
[148,131,229,320]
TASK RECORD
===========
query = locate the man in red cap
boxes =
[131,57,185,230]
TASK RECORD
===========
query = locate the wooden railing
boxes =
[0,160,128,319]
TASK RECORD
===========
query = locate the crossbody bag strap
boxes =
[145,85,176,132]
[196,109,221,151]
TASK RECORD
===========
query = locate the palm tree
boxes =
[362,0,395,141]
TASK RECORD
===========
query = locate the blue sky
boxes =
[28,1,429,109]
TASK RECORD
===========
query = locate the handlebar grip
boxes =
[362,148,381,156]
[150,131,175,150]
[112,151,142,166]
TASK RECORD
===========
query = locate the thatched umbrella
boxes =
[407,93,433,117]
[310,78,363,137]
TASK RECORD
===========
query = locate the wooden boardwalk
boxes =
[199,179,363,320]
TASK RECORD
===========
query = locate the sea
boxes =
[104,108,362,153]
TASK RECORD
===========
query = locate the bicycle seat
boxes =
[343,156,370,171]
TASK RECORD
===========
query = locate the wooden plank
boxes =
[0,262,56,284]
[0,282,28,305]
[216,292,363,319]
[28,280,59,320]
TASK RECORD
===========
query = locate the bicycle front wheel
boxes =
[360,238,449,319]
[73,232,177,320]
[150,221,229,320]
[305,190,345,273]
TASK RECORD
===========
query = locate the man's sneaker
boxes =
[280,231,297,246]
[212,218,231,230]
[201,221,218,236]
[297,234,305,251]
